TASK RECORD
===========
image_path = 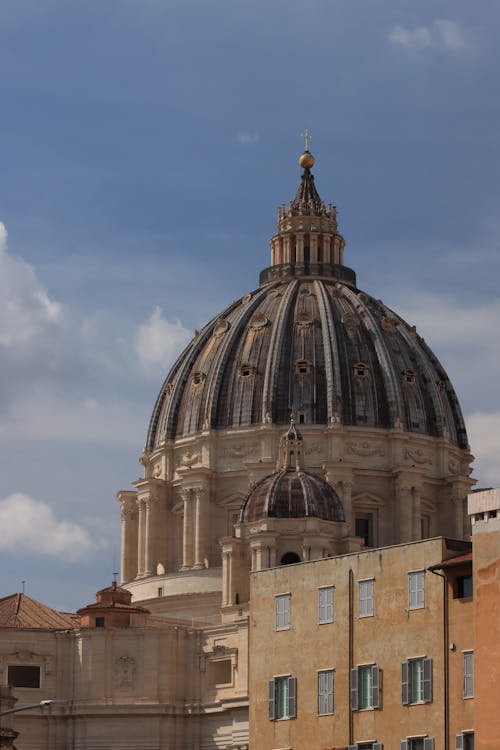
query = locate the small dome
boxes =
[239,469,345,523]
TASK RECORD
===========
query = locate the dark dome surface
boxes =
[146,277,468,449]
[239,469,345,523]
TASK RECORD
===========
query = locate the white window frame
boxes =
[268,675,296,720]
[317,669,334,715]
[456,731,474,750]
[463,651,474,698]
[318,585,334,624]
[408,570,425,610]
[359,579,374,617]
[275,593,291,631]
[350,664,380,710]
[402,657,433,704]
[400,739,434,750]
[348,743,383,750]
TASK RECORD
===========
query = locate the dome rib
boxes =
[261,280,298,423]
[146,278,469,449]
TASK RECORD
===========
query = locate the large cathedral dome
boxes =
[119,146,474,607]
[147,158,467,451]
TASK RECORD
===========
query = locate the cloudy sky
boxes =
[0,0,499,612]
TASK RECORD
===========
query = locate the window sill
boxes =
[318,619,334,625]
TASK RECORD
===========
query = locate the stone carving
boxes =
[114,655,136,689]
[448,459,460,474]
[153,462,162,478]
[249,313,268,331]
[295,314,313,327]
[213,318,230,336]
[224,444,257,459]
[305,444,322,456]
[381,316,398,330]
[242,293,252,304]
[177,450,201,468]
[405,448,432,465]
[347,441,385,458]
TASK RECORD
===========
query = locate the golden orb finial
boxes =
[299,129,315,169]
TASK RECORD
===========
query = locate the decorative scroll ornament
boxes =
[224,444,257,459]
[177,450,201,468]
[249,313,268,331]
[405,448,432,465]
[347,441,385,458]
[213,318,230,336]
[114,655,136,688]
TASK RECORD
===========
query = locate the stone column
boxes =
[310,233,318,263]
[342,481,354,532]
[136,498,146,577]
[118,492,138,583]
[295,233,304,264]
[144,496,160,576]
[181,489,194,570]
[193,487,209,569]
[397,482,414,543]
[323,234,331,263]
[412,485,422,540]
[284,236,291,264]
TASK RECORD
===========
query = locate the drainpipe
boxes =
[429,567,448,750]
[348,568,354,746]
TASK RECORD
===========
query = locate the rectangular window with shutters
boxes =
[268,675,297,720]
[402,658,433,704]
[318,586,334,623]
[350,664,380,710]
[358,579,374,617]
[463,652,474,698]
[456,731,474,750]
[400,739,435,750]
[348,743,383,750]
[275,593,291,631]
[317,669,334,714]
[408,571,425,609]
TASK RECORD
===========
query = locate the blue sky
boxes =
[0,0,499,611]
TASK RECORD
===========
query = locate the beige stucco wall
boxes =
[249,537,471,750]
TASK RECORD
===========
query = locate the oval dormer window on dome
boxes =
[240,364,256,378]
[295,360,312,375]
[354,363,369,379]
[192,371,206,386]
[403,369,417,385]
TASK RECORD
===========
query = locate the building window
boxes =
[463,652,474,698]
[7,665,41,689]
[402,658,433,704]
[456,732,474,750]
[408,571,425,609]
[317,669,334,715]
[209,659,232,685]
[358,579,374,617]
[350,665,380,710]
[275,593,291,631]
[318,586,334,623]
[455,575,473,599]
[157,586,164,597]
[95,617,105,628]
[355,515,373,547]
[268,676,297,720]
[354,363,369,378]
[348,744,383,750]
[400,739,435,750]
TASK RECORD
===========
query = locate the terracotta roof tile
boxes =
[0,593,77,629]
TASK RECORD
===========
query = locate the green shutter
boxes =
[456,735,464,750]
[423,657,433,703]
[401,661,409,704]
[350,668,359,710]
[287,676,297,718]
[268,679,275,720]
[424,738,435,750]
[373,744,383,750]
[400,741,408,750]
[372,665,380,708]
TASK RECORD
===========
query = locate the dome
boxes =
[239,469,345,523]
[146,157,468,452]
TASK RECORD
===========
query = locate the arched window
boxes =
[281,552,301,566]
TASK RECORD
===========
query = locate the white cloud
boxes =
[0,493,98,562]
[236,131,260,145]
[389,19,465,51]
[134,306,191,375]
[467,412,500,487]
[0,222,63,348]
